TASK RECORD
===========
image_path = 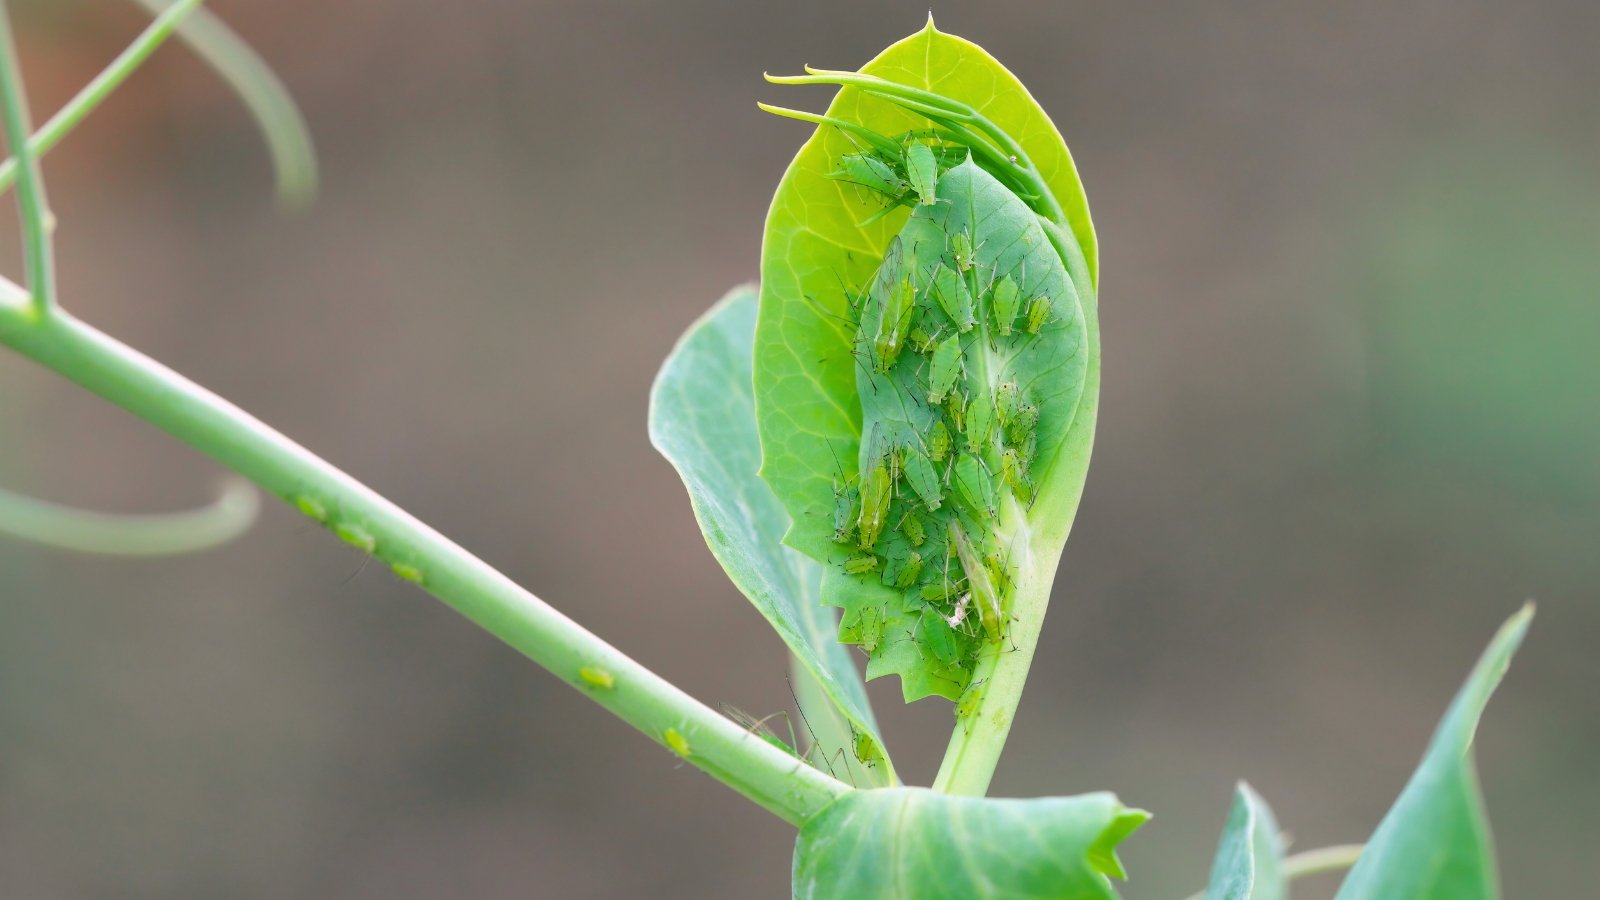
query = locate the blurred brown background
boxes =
[0,1,1595,897]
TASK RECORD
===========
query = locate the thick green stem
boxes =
[0,305,849,824]
[930,537,1060,796]
[0,0,207,197]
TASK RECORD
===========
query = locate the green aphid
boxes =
[920,612,960,665]
[927,420,951,463]
[927,334,963,405]
[921,580,961,603]
[947,391,968,434]
[832,482,859,545]
[832,152,909,198]
[956,680,983,721]
[1005,401,1038,447]
[904,142,939,206]
[854,729,884,768]
[995,381,1023,429]
[857,606,885,653]
[950,231,976,273]
[1001,447,1034,504]
[1025,293,1055,334]
[964,391,995,453]
[949,522,1003,642]
[664,727,692,757]
[844,553,880,575]
[902,444,943,511]
[873,277,916,373]
[985,551,1015,595]
[908,325,939,355]
[931,265,976,333]
[857,459,893,549]
[952,453,997,520]
[901,511,926,547]
[990,275,1021,336]
[578,665,616,690]
[889,551,924,589]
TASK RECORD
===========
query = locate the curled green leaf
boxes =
[755,19,1100,781]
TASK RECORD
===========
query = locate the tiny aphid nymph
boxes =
[902,444,943,511]
[1025,293,1054,335]
[844,553,880,575]
[857,459,893,549]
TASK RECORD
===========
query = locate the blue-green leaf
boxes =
[649,285,892,786]
[1334,605,1534,899]
[1205,782,1285,900]
[793,788,1148,899]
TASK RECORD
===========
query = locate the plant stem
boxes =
[930,539,1061,796]
[0,0,207,197]
[0,306,850,825]
[0,1,55,311]
[0,476,258,555]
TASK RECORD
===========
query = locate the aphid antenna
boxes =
[785,674,848,784]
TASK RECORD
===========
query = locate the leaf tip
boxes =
[1088,805,1150,881]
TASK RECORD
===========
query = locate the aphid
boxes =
[908,325,939,355]
[857,457,893,549]
[335,523,376,554]
[832,482,860,545]
[391,562,424,585]
[844,553,880,575]
[831,152,909,198]
[946,391,968,434]
[927,334,963,404]
[918,611,960,665]
[956,679,986,722]
[904,142,940,206]
[964,390,995,452]
[1001,447,1034,504]
[1005,401,1039,447]
[952,453,997,520]
[578,666,615,690]
[995,381,1022,429]
[927,419,951,463]
[889,551,924,589]
[900,510,926,547]
[990,275,1021,335]
[902,444,943,511]
[921,580,961,603]
[853,729,884,768]
[985,549,1016,595]
[931,264,976,332]
[872,276,916,373]
[663,727,692,757]
[950,231,977,272]
[949,522,1004,642]
[857,606,885,653]
[1025,292,1055,334]
[295,495,328,523]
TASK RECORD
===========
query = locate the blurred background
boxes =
[0,1,1595,896]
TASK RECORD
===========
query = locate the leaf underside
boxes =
[1205,782,1285,900]
[649,285,892,785]
[792,787,1148,900]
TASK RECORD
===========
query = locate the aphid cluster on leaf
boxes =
[819,134,1060,689]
